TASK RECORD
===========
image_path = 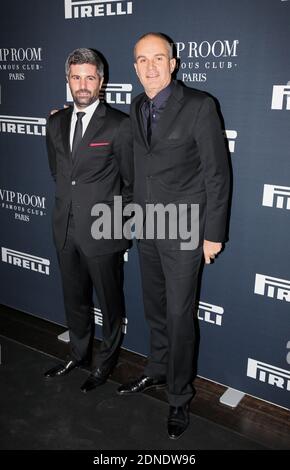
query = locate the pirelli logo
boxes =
[198,301,224,326]
[224,130,237,153]
[262,184,290,210]
[271,84,290,110]
[64,0,133,19]
[1,247,50,275]
[254,273,290,303]
[0,115,46,136]
[66,82,132,105]
[247,358,290,391]
[93,307,128,333]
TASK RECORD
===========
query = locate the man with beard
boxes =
[44,48,133,393]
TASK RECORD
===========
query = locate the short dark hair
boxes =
[65,48,104,78]
[134,32,173,60]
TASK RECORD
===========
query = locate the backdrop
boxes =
[0,0,289,409]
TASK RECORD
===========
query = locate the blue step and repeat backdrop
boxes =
[0,0,289,409]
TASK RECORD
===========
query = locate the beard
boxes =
[72,89,97,108]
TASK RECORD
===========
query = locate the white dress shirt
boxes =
[69,99,100,151]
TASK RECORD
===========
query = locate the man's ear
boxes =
[134,62,139,77]
[170,58,176,73]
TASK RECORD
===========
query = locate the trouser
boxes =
[57,214,124,371]
[138,239,203,407]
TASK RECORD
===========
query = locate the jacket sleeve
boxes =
[46,115,57,182]
[114,116,134,207]
[195,96,230,242]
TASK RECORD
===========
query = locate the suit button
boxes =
[71,180,76,185]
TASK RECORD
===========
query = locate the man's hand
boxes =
[203,240,222,264]
[50,104,69,115]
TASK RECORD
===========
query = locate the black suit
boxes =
[131,81,230,406]
[46,103,133,370]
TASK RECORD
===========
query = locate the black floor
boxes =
[0,335,267,451]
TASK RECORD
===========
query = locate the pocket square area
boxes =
[89,142,110,147]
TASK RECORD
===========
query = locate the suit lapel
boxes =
[150,82,184,148]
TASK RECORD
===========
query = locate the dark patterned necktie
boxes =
[72,111,85,160]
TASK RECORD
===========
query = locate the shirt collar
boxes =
[73,98,100,118]
[146,82,174,110]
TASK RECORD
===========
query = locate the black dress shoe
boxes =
[167,405,189,440]
[44,359,85,378]
[117,375,167,395]
[80,368,111,393]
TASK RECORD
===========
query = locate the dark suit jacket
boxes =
[131,81,230,248]
[46,103,133,256]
